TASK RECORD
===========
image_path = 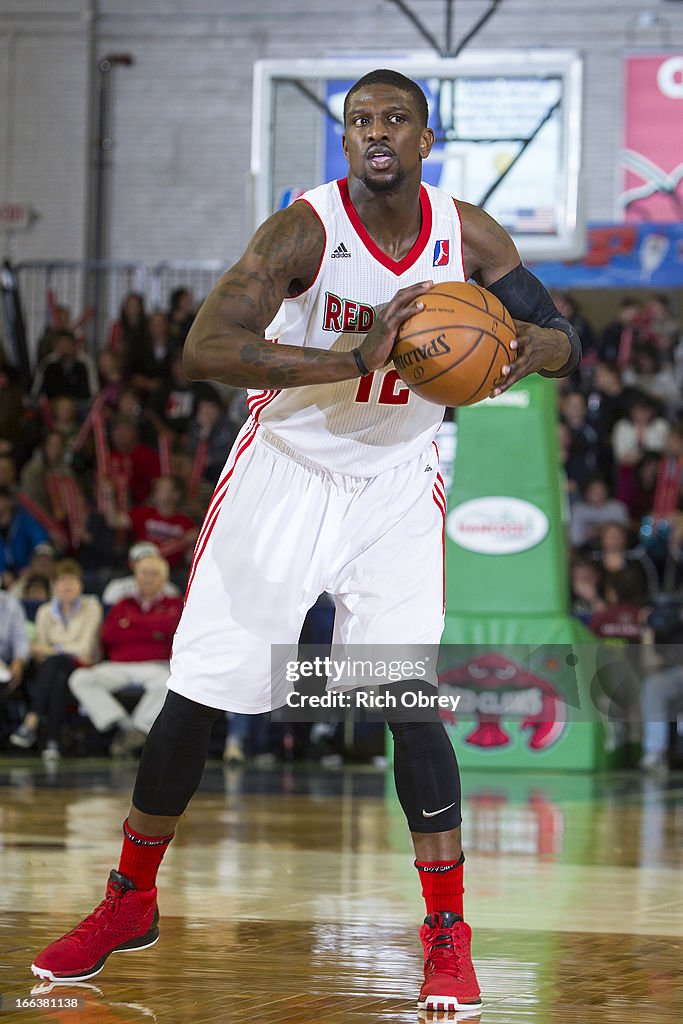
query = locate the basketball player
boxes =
[32,70,580,1011]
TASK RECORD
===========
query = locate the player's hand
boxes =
[358,281,433,372]
[491,320,570,396]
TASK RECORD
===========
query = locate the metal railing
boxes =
[12,259,229,367]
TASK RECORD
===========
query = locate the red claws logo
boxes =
[439,653,567,751]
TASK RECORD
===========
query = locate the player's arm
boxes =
[458,201,580,393]
[183,202,431,389]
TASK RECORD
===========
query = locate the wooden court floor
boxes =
[0,757,682,1023]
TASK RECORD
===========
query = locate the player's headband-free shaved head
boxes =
[344,69,429,128]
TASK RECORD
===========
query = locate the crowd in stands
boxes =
[1,286,682,772]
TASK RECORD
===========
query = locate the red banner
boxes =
[622,54,683,221]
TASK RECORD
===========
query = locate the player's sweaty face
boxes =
[343,86,430,193]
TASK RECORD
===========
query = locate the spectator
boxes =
[612,393,669,485]
[101,542,180,606]
[68,553,182,757]
[9,542,56,599]
[97,349,127,411]
[0,452,18,490]
[109,292,148,359]
[167,287,195,348]
[9,559,102,761]
[30,330,97,403]
[36,305,73,362]
[107,416,160,506]
[570,477,630,549]
[561,391,611,494]
[115,388,159,449]
[551,291,597,370]
[570,556,604,625]
[0,487,50,587]
[592,521,658,599]
[0,589,30,699]
[622,344,681,417]
[600,297,644,365]
[642,293,679,360]
[147,350,220,448]
[127,476,197,570]
[50,396,81,450]
[585,361,640,441]
[587,565,648,643]
[187,395,237,485]
[127,311,176,397]
[19,432,73,516]
[617,451,659,528]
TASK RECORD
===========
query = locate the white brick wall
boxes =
[1,0,683,266]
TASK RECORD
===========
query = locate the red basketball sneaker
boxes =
[31,870,159,982]
[418,911,482,1012]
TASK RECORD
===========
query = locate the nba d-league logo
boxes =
[433,240,449,267]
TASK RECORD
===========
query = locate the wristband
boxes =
[352,348,372,376]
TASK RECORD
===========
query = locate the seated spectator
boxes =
[97,349,127,411]
[50,396,81,450]
[570,556,604,625]
[600,297,645,364]
[147,350,221,449]
[641,293,679,360]
[126,476,197,570]
[9,542,56,599]
[30,330,97,403]
[22,572,52,604]
[570,477,629,549]
[36,305,73,362]
[591,521,659,599]
[0,487,50,588]
[587,565,648,643]
[166,286,195,348]
[561,391,612,495]
[0,589,29,702]
[0,452,18,490]
[612,393,669,503]
[108,291,147,358]
[107,416,160,505]
[619,451,660,527]
[187,395,237,485]
[586,361,641,441]
[622,344,681,417]
[115,388,159,449]
[19,432,74,515]
[127,311,176,397]
[101,541,180,606]
[9,559,102,761]
[68,553,182,756]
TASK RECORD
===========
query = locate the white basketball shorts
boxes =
[167,421,447,712]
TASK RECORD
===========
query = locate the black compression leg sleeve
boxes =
[385,693,462,833]
[132,690,222,817]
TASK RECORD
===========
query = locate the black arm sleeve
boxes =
[485,263,582,378]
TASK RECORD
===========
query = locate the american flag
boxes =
[503,208,557,234]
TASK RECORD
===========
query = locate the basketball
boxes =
[392,281,517,406]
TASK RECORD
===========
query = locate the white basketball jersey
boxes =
[248,178,465,475]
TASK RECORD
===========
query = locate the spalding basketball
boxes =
[392,281,516,407]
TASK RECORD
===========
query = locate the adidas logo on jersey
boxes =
[331,242,351,258]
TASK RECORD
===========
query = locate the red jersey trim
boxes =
[336,178,433,276]
[452,197,467,281]
[284,199,327,299]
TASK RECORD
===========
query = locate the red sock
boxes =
[415,854,465,917]
[117,819,174,891]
